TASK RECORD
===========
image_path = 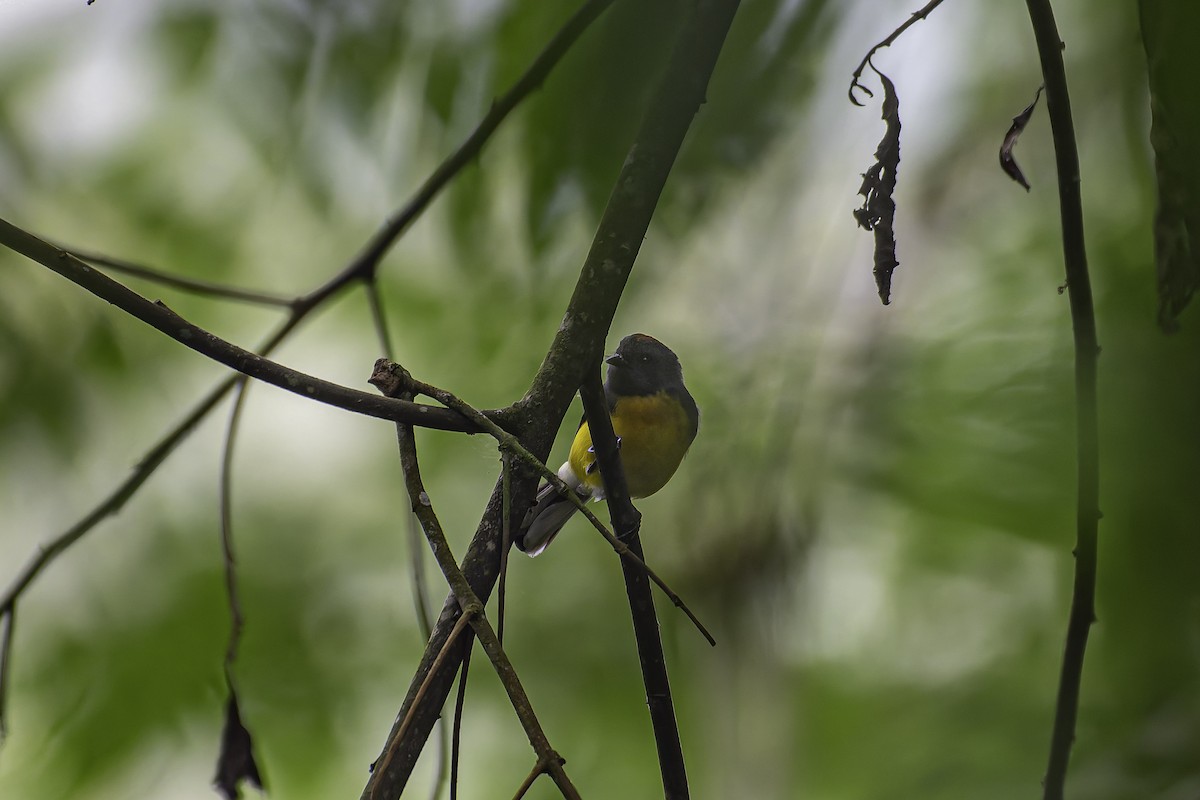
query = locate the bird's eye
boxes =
[640,354,650,363]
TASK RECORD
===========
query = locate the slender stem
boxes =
[0,311,299,615]
[1022,1,1102,798]
[0,220,497,434]
[372,372,579,800]
[498,453,512,648]
[0,608,15,743]
[364,282,395,360]
[580,367,688,799]
[511,761,546,800]
[363,282,437,641]
[449,644,471,800]
[59,244,295,308]
[220,380,250,673]
[425,717,449,800]
[386,612,474,757]
[848,0,948,105]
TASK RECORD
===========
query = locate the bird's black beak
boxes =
[605,352,625,367]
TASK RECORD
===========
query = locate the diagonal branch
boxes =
[0,365,267,619]
[1023,2,1102,799]
[59,244,296,308]
[0,218,507,434]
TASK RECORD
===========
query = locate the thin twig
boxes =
[0,311,299,617]
[220,379,251,674]
[0,607,14,743]
[580,365,688,799]
[371,370,580,800]
[215,381,265,800]
[498,452,515,647]
[1022,1,1101,798]
[364,282,395,361]
[511,760,545,800]
[396,364,715,647]
[365,281,446,795]
[449,643,471,800]
[59,244,296,308]
[0,222,499,434]
[848,0,948,105]
[363,281,436,641]
[426,718,449,800]
[388,612,474,757]
[407,514,435,643]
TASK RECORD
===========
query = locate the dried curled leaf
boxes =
[853,64,902,305]
[214,686,264,800]
[1000,85,1044,191]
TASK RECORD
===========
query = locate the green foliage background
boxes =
[1,1,1197,798]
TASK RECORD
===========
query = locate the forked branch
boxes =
[370,366,580,800]
[360,1,744,795]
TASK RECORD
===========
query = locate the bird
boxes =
[515,333,699,556]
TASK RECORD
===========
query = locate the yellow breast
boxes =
[568,393,695,499]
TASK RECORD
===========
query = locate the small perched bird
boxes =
[515,333,699,556]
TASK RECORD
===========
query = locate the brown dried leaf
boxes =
[853,64,902,305]
[214,686,264,800]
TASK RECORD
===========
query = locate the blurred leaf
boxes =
[1139,0,1200,330]
[505,0,680,250]
[157,7,221,84]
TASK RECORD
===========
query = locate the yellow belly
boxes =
[568,393,694,499]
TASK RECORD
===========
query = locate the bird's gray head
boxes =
[604,333,685,397]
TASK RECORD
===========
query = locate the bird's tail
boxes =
[515,481,587,556]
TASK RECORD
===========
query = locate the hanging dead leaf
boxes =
[214,685,264,800]
[853,63,902,305]
[1000,85,1044,191]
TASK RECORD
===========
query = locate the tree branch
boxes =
[360,0,742,795]
[579,366,689,797]
[370,368,580,800]
[0,218,507,434]
[1022,2,1102,798]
